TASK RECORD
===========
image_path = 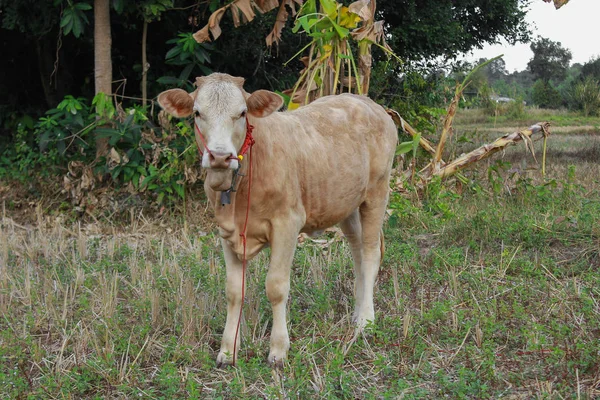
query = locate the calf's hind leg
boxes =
[354,193,388,330]
[339,209,364,320]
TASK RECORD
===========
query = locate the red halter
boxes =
[194,116,255,162]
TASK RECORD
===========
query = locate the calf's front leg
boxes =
[216,238,245,367]
[265,222,300,367]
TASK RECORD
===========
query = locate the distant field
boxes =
[1,112,599,398]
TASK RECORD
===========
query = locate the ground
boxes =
[1,109,599,398]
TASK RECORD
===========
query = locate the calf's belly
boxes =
[298,168,368,233]
[301,193,363,233]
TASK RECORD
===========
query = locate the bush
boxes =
[0,93,200,207]
[570,76,600,116]
[505,97,526,119]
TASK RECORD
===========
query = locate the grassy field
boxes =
[1,109,599,398]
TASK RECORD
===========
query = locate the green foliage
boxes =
[39,95,93,156]
[0,0,58,35]
[532,79,562,108]
[1,92,198,206]
[477,82,497,115]
[379,0,530,65]
[396,130,421,157]
[0,124,50,180]
[505,96,526,119]
[59,2,92,38]
[94,108,195,205]
[0,94,92,178]
[527,36,572,83]
[580,56,600,81]
[487,159,512,194]
[569,76,600,116]
[158,33,213,90]
[139,0,173,21]
[92,92,116,121]
[374,65,450,136]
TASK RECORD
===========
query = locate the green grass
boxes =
[1,124,600,398]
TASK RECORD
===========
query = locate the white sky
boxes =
[462,0,600,72]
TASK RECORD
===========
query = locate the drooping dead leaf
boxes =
[299,55,310,68]
[193,6,227,42]
[193,26,210,43]
[348,0,371,22]
[254,0,280,13]
[351,20,391,51]
[194,0,305,44]
[266,0,303,46]
[230,0,256,27]
[543,0,569,9]
[266,0,290,46]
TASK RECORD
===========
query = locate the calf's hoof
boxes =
[353,311,375,332]
[216,351,234,368]
[267,352,286,369]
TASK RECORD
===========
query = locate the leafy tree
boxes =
[532,79,562,108]
[580,57,600,81]
[486,58,508,82]
[93,0,113,157]
[378,0,530,65]
[527,36,572,82]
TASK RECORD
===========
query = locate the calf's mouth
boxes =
[205,168,234,192]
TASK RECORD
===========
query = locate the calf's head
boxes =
[157,73,283,191]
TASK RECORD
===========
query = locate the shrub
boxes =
[1,93,200,207]
[570,76,600,116]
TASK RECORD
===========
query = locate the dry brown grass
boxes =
[1,118,599,398]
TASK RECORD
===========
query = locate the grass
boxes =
[454,107,600,129]
[1,117,600,398]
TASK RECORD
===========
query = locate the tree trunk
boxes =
[94,0,112,158]
[35,38,58,108]
[358,0,376,95]
[142,20,148,108]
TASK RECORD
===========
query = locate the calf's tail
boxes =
[379,228,385,263]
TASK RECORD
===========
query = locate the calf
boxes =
[158,73,397,366]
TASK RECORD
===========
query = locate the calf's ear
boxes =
[157,89,196,118]
[247,90,284,118]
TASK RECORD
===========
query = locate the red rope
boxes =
[193,118,255,366]
[231,142,253,366]
[194,122,210,156]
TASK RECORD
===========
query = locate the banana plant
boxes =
[192,0,397,105]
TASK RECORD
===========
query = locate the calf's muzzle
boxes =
[209,151,234,169]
